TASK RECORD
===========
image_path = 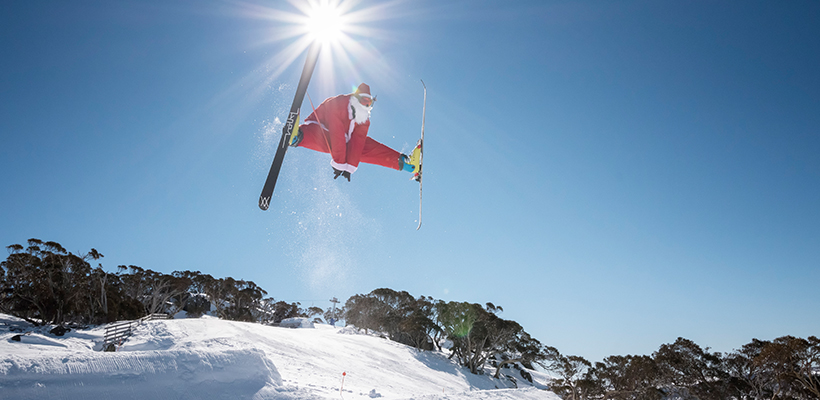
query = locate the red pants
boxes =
[297,123,401,171]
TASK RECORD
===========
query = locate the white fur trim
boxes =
[303,120,326,130]
[349,96,371,125]
[330,160,358,173]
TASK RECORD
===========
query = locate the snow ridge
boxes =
[1,315,556,400]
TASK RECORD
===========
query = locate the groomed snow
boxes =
[1,314,557,399]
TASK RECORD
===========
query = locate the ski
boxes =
[259,42,321,210]
[416,80,426,230]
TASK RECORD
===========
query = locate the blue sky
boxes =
[1,0,818,362]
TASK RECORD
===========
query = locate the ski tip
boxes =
[259,196,271,211]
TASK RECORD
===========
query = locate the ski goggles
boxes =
[355,94,376,107]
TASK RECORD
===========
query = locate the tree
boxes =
[2,239,292,325]
[399,295,439,351]
[367,288,417,342]
[589,354,663,400]
[255,297,277,323]
[755,335,820,400]
[1,239,98,325]
[435,301,525,374]
[470,305,524,375]
[170,270,202,317]
[543,346,593,400]
[652,337,729,400]
[117,265,189,316]
[307,306,324,323]
[199,274,230,318]
[436,301,478,365]
[272,301,304,323]
[344,292,386,334]
[725,339,773,400]
[791,336,820,399]
[0,248,9,313]
[223,279,266,321]
[492,331,547,379]
[2,240,53,323]
[0,239,143,325]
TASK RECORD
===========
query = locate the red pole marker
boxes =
[340,372,347,395]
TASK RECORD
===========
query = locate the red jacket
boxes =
[303,94,370,173]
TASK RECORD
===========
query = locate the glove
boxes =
[332,168,351,182]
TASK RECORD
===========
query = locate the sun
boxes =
[305,1,347,45]
[226,0,412,102]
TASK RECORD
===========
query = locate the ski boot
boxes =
[405,139,422,182]
[288,115,302,147]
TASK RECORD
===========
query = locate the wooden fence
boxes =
[103,313,170,351]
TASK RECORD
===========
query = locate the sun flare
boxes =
[305,1,347,44]
[230,0,410,102]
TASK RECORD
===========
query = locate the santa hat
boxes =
[354,83,372,99]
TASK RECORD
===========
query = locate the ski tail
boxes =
[259,42,321,210]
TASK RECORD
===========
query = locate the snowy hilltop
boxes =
[0,313,557,399]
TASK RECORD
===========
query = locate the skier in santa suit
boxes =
[289,83,420,181]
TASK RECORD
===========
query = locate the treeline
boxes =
[545,335,820,400]
[0,239,329,326]
[3,239,818,399]
[344,288,820,399]
[344,288,544,378]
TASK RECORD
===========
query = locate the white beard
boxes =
[349,96,371,125]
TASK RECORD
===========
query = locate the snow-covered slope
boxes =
[0,314,557,399]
